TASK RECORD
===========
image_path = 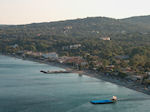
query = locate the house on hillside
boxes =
[42,52,58,60]
[25,51,42,57]
[70,44,81,49]
[100,37,111,40]
[62,44,81,50]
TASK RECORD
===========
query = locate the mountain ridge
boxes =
[121,15,150,29]
[0,15,150,39]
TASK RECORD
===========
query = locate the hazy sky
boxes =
[0,0,150,24]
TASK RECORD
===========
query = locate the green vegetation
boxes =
[0,15,150,77]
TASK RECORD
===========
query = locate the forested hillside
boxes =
[0,16,150,40]
[0,15,150,75]
[122,15,150,29]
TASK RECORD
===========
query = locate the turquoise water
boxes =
[0,55,150,112]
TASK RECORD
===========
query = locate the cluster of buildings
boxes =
[58,56,87,68]
[64,26,72,30]
[15,50,88,70]
[11,48,150,88]
[24,51,58,60]
[10,44,150,88]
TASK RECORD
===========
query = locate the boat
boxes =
[90,100,114,104]
[90,96,117,104]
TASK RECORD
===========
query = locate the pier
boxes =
[40,70,72,74]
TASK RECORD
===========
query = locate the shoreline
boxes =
[1,54,150,96]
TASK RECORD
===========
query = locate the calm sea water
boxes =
[0,55,150,112]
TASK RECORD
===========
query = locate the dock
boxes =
[40,70,72,74]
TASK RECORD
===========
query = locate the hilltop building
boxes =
[100,37,111,40]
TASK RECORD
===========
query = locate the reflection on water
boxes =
[0,55,150,112]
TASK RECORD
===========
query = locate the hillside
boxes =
[1,15,150,75]
[122,15,150,29]
[0,16,150,39]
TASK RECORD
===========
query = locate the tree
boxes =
[102,59,110,67]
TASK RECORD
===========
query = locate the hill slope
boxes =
[0,16,150,39]
[121,15,150,29]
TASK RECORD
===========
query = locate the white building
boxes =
[62,44,81,50]
[42,52,58,60]
[70,44,81,49]
[100,37,111,40]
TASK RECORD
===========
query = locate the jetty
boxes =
[40,70,72,74]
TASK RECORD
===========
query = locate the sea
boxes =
[0,55,150,112]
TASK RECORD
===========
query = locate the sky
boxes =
[0,0,150,25]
